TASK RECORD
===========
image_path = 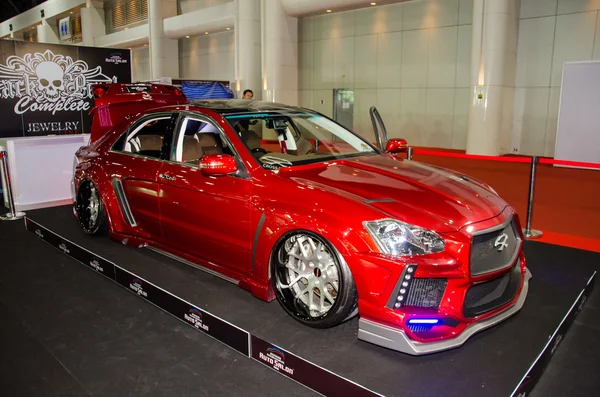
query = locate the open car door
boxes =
[89,83,189,143]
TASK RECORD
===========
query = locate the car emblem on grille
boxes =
[494,233,509,251]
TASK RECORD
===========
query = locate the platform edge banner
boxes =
[511,271,596,397]
[250,335,383,397]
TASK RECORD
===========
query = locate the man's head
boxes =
[242,89,254,99]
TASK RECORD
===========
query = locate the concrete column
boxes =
[260,0,298,105]
[235,0,262,99]
[81,1,106,47]
[148,0,179,80]
[36,19,59,44]
[466,0,519,155]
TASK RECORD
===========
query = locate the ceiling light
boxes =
[185,35,190,38]
[226,27,231,30]
[143,43,147,46]
[371,2,376,5]
[326,9,332,13]
[70,11,73,14]
[204,31,208,35]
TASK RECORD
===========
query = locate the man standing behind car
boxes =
[242,89,254,99]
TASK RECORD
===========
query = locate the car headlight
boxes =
[364,219,445,256]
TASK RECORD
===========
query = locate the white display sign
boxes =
[555,61,600,169]
[0,135,89,211]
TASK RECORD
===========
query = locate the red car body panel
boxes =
[73,86,529,354]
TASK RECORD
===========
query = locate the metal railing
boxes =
[0,151,25,221]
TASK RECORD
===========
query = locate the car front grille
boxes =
[404,278,448,308]
[407,324,435,333]
[463,264,522,318]
[470,218,520,276]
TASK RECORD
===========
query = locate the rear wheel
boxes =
[271,232,358,328]
[75,180,108,235]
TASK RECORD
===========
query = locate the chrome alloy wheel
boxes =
[75,181,105,234]
[277,234,340,317]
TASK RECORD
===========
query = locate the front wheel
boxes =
[75,180,108,235]
[271,232,358,328]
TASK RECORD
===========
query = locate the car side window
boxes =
[113,116,172,159]
[173,117,233,165]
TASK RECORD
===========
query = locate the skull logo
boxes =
[35,61,65,102]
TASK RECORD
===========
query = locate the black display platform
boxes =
[25,206,597,397]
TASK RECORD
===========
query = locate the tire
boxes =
[75,180,108,236]
[271,231,358,328]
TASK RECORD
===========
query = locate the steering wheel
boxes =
[251,147,268,155]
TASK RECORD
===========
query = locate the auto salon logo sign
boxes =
[129,278,148,297]
[0,49,114,115]
[258,346,295,375]
[183,307,209,332]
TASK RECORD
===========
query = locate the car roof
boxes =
[148,99,313,117]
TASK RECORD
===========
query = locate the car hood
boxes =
[279,154,507,232]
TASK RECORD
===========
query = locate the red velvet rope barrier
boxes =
[538,157,600,169]
[412,149,600,169]
[411,149,532,164]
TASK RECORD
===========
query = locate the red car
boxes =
[72,83,531,355]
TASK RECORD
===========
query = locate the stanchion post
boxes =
[522,155,542,239]
[407,147,413,160]
[0,150,26,221]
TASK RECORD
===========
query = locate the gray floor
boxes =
[0,209,598,396]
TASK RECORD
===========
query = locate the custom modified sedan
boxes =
[72,83,531,355]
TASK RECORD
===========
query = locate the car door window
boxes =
[112,116,173,159]
[172,117,234,165]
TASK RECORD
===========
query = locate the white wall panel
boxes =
[401,29,429,88]
[399,88,427,146]
[520,0,558,18]
[312,90,333,117]
[455,25,472,87]
[376,89,402,138]
[557,0,600,14]
[403,0,459,31]
[131,47,151,82]
[312,39,335,89]
[299,17,314,42]
[355,3,403,36]
[353,89,378,141]
[354,35,378,89]
[179,31,234,81]
[452,88,470,149]
[594,14,600,60]
[427,26,458,88]
[551,12,597,86]
[516,16,555,87]
[299,41,314,89]
[544,86,561,156]
[377,32,402,88]
[513,87,550,155]
[333,37,355,88]
[425,88,455,148]
[459,0,473,25]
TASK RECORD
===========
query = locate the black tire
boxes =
[75,180,108,236]
[271,231,358,328]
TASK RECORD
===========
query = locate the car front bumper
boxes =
[357,267,532,355]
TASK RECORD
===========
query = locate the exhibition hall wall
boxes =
[514,0,600,157]
[179,31,235,82]
[298,0,473,147]
[299,0,600,156]
[178,0,233,14]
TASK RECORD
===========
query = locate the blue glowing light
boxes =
[407,319,439,325]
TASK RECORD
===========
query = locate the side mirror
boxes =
[385,138,408,154]
[199,154,238,176]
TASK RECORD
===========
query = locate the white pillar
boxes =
[235,0,262,99]
[81,2,106,47]
[466,0,519,155]
[37,19,59,44]
[261,0,298,105]
[148,0,179,80]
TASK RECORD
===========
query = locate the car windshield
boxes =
[225,112,378,169]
